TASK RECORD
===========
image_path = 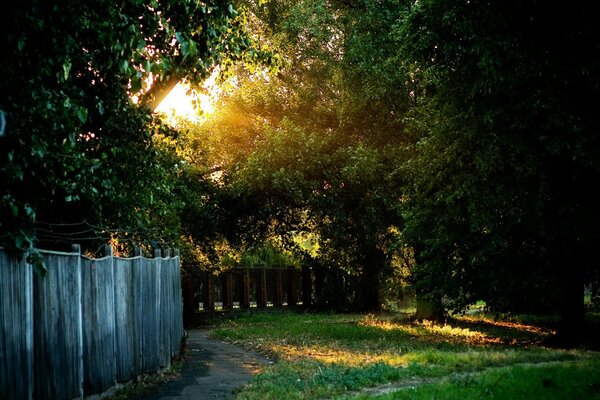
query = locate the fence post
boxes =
[221,271,234,309]
[203,273,215,311]
[287,266,297,307]
[240,269,251,309]
[273,269,283,307]
[314,267,325,309]
[172,249,183,357]
[256,268,267,308]
[302,265,312,308]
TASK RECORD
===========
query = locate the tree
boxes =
[183,0,412,311]
[398,0,600,339]
[0,0,274,256]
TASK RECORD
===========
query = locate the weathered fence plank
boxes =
[0,250,33,400]
[82,248,116,393]
[131,254,144,377]
[114,256,136,382]
[171,250,183,357]
[158,253,171,368]
[34,250,83,400]
[140,256,160,374]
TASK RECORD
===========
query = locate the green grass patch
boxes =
[209,311,599,399]
[361,359,600,400]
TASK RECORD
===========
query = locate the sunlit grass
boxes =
[456,313,555,335]
[208,311,598,399]
[360,316,493,344]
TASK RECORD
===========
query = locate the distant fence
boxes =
[183,265,357,323]
[0,245,184,400]
[184,267,306,315]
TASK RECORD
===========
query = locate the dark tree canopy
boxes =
[398,0,600,337]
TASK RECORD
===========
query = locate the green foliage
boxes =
[240,242,300,268]
[397,1,600,320]
[0,0,275,254]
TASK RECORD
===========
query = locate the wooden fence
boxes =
[0,245,184,400]
[184,267,306,314]
[182,265,357,324]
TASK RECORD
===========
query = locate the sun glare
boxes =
[154,83,199,122]
[154,70,220,125]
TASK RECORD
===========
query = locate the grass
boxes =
[208,311,600,399]
[109,351,186,399]
[360,359,600,400]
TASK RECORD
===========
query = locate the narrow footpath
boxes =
[135,330,272,400]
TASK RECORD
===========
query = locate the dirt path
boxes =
[135,330,272,400]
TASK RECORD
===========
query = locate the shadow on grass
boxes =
[408,312,600,350]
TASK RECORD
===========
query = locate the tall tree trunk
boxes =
[357,268,381,312]
[556,243,586,346]
[355,246,385,312]
[557,272,584,345]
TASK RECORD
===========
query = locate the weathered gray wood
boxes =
[114,257,135,382]
[1,246,184,399]
[140,256,159,374]
[131,255,144,377]
[34,251,83,400]
[0,251,34,400]
[158,253,170,368]
[82,253,116,394]
[171,254,184,357]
